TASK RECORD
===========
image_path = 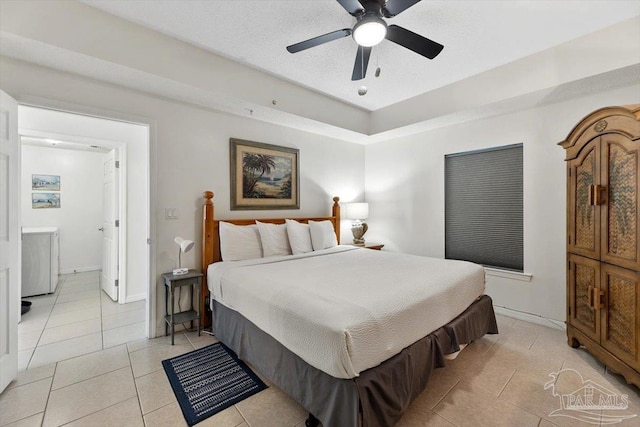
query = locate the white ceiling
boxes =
[80,0,640,111]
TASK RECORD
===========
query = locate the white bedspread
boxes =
[207,246,485,379]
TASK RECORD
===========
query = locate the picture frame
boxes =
[32,193,61,209]
[230,138,300,210]
[32,174,60,191]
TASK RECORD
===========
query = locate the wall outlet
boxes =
[165,208,179,220]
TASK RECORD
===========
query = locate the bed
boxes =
[199,191,498,427]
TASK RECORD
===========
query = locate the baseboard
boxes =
[493,305,566,331]
[60,266,101,274]
[124,293,146,303]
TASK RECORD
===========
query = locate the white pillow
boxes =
[219,221,263,261]
[285,219,313,255]
[256,221,292,257]
[309,220,338,251]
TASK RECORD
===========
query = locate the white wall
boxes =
[18,106,149,303]
[21,144,103,273]
[365,83,640,322]
[0,56,366,336]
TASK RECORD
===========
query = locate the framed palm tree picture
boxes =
[230,138,300,210]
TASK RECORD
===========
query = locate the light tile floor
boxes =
[3,276,640,426]
[17,271,146,371]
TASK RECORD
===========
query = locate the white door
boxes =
[0,90,20,392]
[101,149,119,301]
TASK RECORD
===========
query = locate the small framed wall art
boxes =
[32,193,61,209]
[32,174,60,191]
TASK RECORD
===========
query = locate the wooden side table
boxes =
[162,270,202,345]
[353,243,384,250]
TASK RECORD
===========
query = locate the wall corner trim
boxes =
[493,305,565,331]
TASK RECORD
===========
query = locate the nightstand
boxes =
[353,243,384,250]
[162,270,202,345]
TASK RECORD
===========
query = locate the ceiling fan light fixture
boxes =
[353,15,387,47]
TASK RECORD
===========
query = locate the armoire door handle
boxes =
[594,185,606,205]
[587,184,607,206]
[593,288,605,310]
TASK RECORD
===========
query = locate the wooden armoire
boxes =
[559,105,640,387]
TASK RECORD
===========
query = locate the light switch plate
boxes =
[165,208,179,219]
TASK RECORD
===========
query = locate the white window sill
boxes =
[484,267,532,282]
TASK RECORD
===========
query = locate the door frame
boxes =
[16,97,156,339]
[19,131,128,300]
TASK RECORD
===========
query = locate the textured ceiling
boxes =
[80,0,640,111]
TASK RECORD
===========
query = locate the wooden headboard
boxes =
[200,190,341,327]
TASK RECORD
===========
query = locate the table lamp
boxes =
[173,236,194,275]
[343,202,369,245]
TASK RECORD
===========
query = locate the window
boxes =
[445,144,523,272]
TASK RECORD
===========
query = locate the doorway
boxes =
[20,139,121,296]
[16,105,152,369]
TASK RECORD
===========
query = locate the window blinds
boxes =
[445,144,523,272]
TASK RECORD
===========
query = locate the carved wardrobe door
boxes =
[560,105,640,388]
[600,263,640,370]
[599,132,640,370]
[567,137,600,260]
[567,254,600,342]
[600,133,640,271]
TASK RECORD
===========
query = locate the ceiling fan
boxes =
[286,0,444,81]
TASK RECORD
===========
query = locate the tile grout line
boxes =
[40,317,102,339]
[234,402,252,427]
[50,363,130,393]
[140,401,173,422]
[495,368,554,425]
[25,279,66,372]
[431,392,463,427]
[430,378,461,412]
[24,277,64,370]
[483,336,500,355]
[29,329,103,356]
[43,317,103,332]
[40,361,58,427]
[56,397,139,427]
[528,333,540,350]
[51,297,102,316]
[124,344,148,426]
[496,369,517,397]
[102,318,147,333]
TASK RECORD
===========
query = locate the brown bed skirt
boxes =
[214,295,498,427]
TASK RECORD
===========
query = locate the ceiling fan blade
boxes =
[351,45,372,81]
[287,29,352,53]
[386,25,444,59]
[336,0,365,16]
[382,0,422,17]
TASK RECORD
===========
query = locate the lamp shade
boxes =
[343,203,369,220]
[174,236,194,253]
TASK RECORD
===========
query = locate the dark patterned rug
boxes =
[162,342,267,426]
